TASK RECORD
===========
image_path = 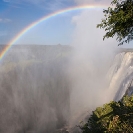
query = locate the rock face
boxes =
[125,79,133,96]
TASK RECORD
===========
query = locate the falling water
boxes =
[107,49,133,101]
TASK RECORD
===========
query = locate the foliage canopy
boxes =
[97,0,133,45]
[80,95,133,133]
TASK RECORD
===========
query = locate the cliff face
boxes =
[107,51,133,101]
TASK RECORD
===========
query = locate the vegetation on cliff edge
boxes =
[80,95,133,133]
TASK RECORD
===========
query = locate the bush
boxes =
[80,95,133,133]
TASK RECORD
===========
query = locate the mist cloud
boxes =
[68,8,118,126]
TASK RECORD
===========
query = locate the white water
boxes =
[107,51,133,101]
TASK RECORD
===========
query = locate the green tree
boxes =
[97,0,133,45]
[80,95,133,133]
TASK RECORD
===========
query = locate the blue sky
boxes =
[0,0,81,45]
[0,0,132,47]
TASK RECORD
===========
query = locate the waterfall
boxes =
[107,50,133,101]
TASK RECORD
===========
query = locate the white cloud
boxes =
[74,0,112,6]
[26,0,69,10]
[3,0,47,7]
[3,0,10,2]
[2,0,73,11]
[0,18,12,23]
[23,0,46,5]
[0,31,7,36]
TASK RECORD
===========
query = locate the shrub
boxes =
[80,95,133,133]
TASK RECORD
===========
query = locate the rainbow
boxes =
[0,5,106,60]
